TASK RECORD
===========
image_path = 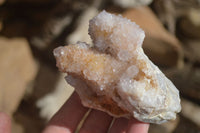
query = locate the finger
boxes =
[43,92,88,133]
[109,117,129,133]
[0,112,11,133]
[79,110,113,133]
[126,118,149,133]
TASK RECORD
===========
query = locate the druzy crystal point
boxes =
[54,11,181,124]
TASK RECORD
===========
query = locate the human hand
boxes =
[43,92,149,133]
[0,92,149,133]
[0,112,11,133]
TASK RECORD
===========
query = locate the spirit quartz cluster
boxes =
[54,11,181,124]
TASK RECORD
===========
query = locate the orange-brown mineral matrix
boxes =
[54,11,181,124]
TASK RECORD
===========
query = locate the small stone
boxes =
[54,11,181,124]
[0,37,38,115]
[113,0,152,8]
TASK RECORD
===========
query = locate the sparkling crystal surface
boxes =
[54,11,181,124]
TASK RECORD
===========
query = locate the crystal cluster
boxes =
[54,11,181,124]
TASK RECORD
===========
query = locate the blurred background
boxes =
[0,0,200,132]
